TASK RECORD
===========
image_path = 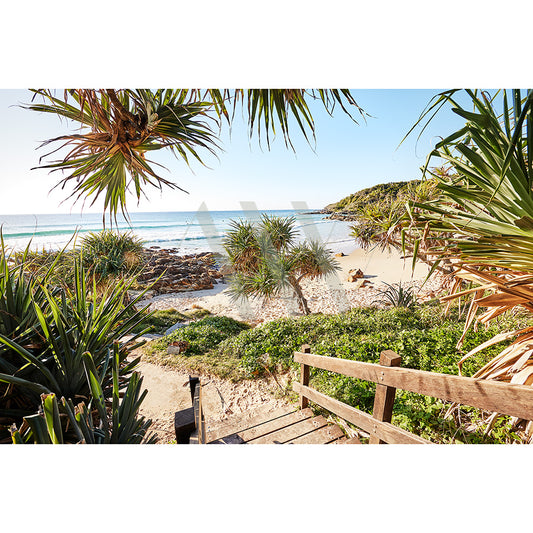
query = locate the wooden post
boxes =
[369,350,402,444]
[299,344,311,409]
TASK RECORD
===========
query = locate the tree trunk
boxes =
[289,277,311,315]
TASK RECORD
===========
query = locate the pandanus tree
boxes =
[406,89,533,439]
[223,215,340,314]
[25,89,365,222]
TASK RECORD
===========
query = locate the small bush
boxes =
[80,230,145,279]
[148,316,250,355]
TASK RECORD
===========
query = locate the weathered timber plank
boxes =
[248,414,329,444]
[300,344,311,409]
[288,422,345,444]
[293,383,430,444]
[192,383,205,444]
[294,351,533,421]
[237,408,315,443]
[207,406,294,443]
[331,436,347,444]
[370,350,402,444]
[343,437,362,444]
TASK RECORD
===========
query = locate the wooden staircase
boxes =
[207,406,360,444]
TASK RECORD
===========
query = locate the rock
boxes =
[354,278,372,289]
[136,248,223,295]
[347,268,364,282]
[167,340,191,355]
[164,321,188,336]
[335,252,345,257]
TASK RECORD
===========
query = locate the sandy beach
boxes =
[143,245,444,324]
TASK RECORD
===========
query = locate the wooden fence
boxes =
[294,344,533,444]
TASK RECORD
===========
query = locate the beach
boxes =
[143,245,444,324]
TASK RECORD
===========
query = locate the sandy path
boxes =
[135,359,293,443]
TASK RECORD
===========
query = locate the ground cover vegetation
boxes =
[142,303,533,443]
[0,242,156,444]
[223,215,339,314]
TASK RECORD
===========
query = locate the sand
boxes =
[143,246,444,324]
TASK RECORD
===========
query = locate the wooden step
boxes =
[248,414,330,444]
[207,406,300,443]
[207,406,352,445]
[287,422,345,444]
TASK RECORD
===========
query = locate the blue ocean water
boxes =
[0,210,357,255]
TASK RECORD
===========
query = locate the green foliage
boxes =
[14,230,146,287]
[148,316,250,356]
[215,305,513,378]
[26,89,363,220]
[12,348,156,444]
[326,180,420,212]
[80,230,145,280]
[410,89,533,271]
[373,282,418,310]
[223,215,339,314]
[0,243,154,443]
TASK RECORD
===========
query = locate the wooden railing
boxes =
[294,344,533,444]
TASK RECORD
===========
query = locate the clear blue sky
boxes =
[0,89,469,215]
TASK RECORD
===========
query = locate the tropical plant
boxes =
[80,230,145,280]
[11,348,156,444]
[0,244,153,441]
[25,89,365,221]
[372,282,418,310]
[404,88,533,439]
[347,178,443,256]
[223,215,340,314]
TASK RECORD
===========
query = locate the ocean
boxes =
[0,210,357,256]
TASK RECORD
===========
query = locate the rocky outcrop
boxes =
[137,248,225,294]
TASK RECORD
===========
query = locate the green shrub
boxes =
[148,316,250,355]
[80,230,145,279]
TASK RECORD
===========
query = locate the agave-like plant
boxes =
[405,89,533,439]
[372,282,418,310]
[26,89,365,222]
[0,246,152,430]
[223,215,340,314]
[11,347,156,444]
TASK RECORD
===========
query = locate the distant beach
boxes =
[0,209,356,256]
